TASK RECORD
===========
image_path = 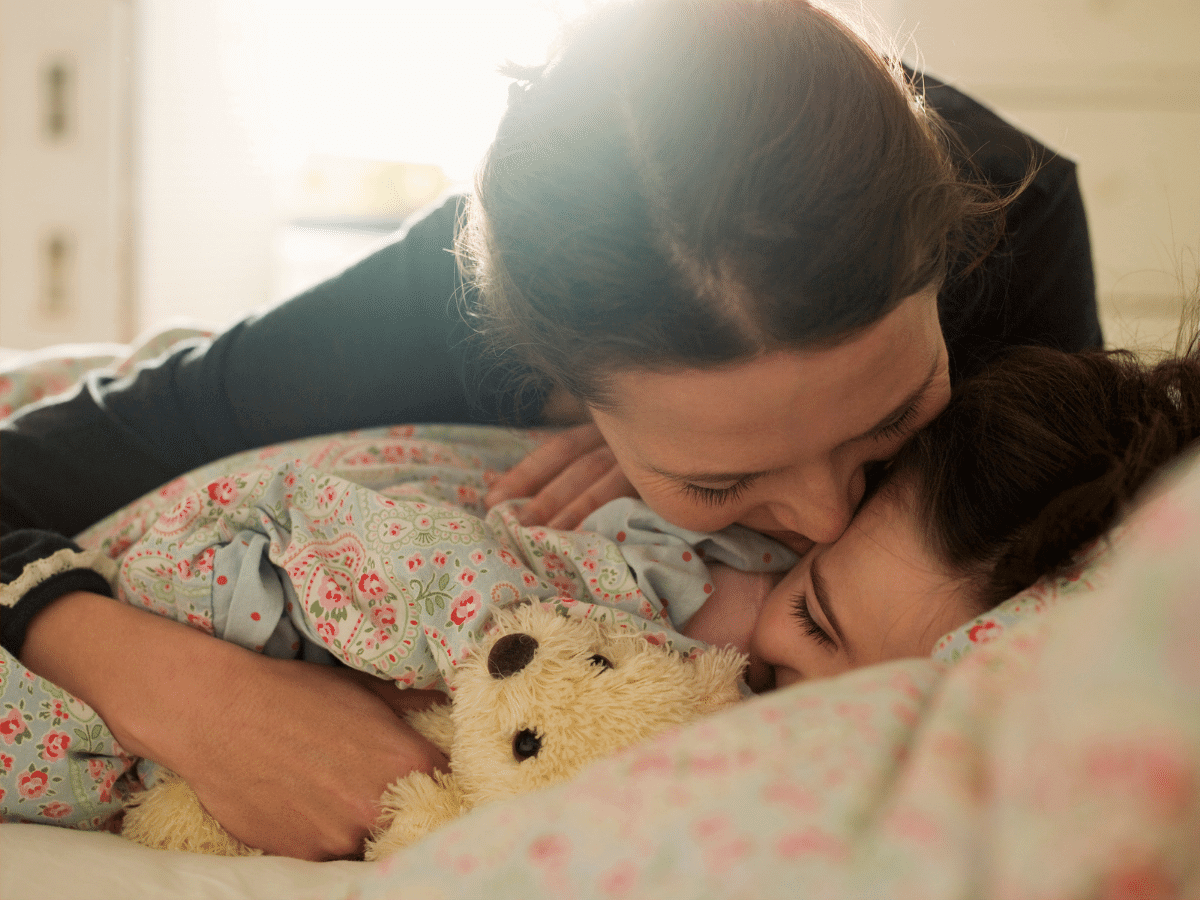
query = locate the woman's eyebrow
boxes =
[810,556,851,652]
[653,350,943,483]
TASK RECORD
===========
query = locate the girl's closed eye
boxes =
[789,591,835,649]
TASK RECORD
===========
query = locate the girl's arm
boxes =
[681,563,780,695]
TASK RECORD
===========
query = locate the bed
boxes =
[2,330,1198,900]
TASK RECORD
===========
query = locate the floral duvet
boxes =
[2,333,1198,900]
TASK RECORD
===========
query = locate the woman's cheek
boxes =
[635,483,742,534]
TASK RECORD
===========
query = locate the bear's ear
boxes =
[487,633,539,678]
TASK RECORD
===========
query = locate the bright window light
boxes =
[256,0,592,182]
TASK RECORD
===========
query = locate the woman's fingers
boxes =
[343,667,448,715]
[484,422,639,528]
[185,653,449,860]
[484,423,608,508]
[544,462,639,530]
[513,443,622,527]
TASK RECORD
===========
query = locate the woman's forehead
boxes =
[597,291,946,465]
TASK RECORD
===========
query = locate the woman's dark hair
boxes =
[891,341,1200,610]
[458,0,1010,407]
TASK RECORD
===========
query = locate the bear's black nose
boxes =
[487,633,539,678]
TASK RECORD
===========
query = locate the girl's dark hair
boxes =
[458,0,1009,407]
[892,342,1200,610]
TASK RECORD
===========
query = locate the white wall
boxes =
[883,0,1200,353]
[135,0,277,330]
[133,0,575,332]
[0,0,135,349]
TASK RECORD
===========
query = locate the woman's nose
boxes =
[771,463,865,544]
[773,498,852,545]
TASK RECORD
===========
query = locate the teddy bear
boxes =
[119,602,747,859]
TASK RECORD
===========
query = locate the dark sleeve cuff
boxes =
[1,529,116,657]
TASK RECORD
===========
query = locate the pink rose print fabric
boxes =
[0,654,133,829]
[92,430,787,691]
[0,328,214,826]
[7,344,1198,900]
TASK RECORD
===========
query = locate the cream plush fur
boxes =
[120,603,746,859]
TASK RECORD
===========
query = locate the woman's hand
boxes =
[21,591,448,860]
[174,654,447,860]
[484,422,638,529]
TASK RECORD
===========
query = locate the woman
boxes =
[1,0,1099,858]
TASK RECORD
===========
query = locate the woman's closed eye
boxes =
[790,591,835,649]
[871,402,923,443]
[680,476,756,506]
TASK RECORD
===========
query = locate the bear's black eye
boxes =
[589,654,613,671]
[513,728,542,761]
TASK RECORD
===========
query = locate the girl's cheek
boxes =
[748,592,797,669]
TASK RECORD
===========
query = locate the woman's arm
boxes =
[0,193,538,538]
[0,193,518,855]
[20,591,447,859]
[916,71,1103,378]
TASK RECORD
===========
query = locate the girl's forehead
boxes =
[815,487,966,636]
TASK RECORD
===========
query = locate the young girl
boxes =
[748,341,1200,688]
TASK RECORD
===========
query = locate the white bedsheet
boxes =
[2,823,369,900]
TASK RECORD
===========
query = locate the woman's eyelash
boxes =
[680,478,752,506]
[790,592,835,649]
[874,403,922,441]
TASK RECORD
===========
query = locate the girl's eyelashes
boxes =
[790,591,836,649]
[680,477,754,506]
